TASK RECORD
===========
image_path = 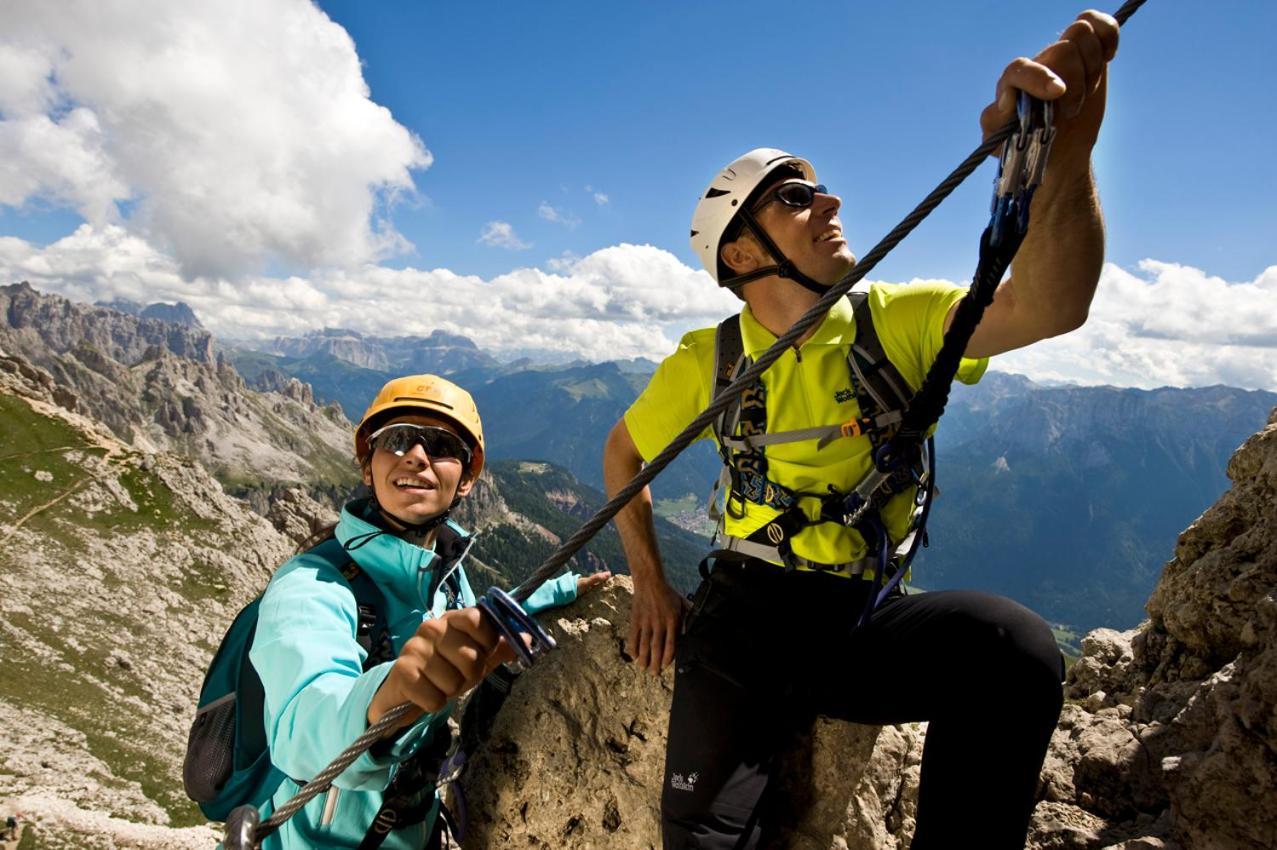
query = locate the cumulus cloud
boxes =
[3,225,1273,387]
[0,0,429,278]
[987,260,1277,390]
[537,201,581,229]
[546,250,580,272]
[477,221,531,250]
[0,227,739,358]
[0,226,740,358]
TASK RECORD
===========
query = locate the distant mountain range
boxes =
[230,320,1277,633]
[227,347,721,501]
[265,326,500,373]
[7,282,1275,632]
[923,373,1277,630]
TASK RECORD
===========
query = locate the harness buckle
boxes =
[840,418,866,439]
[776,538,800,574]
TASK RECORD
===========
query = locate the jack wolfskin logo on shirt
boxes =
[670,771,699,792]
[834,388,854,403]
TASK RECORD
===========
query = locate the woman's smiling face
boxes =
[363,412,474,526]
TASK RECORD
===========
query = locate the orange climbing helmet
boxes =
[354,374,485,479]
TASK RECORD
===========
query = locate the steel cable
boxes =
[241,2,1148,843]
[513,0,1147,601]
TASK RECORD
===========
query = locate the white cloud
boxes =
[0,0,429,278]
[477,221,531,250]
[537,201,581,229]
[988,260,1277,390]
[0,227,737,359]
[593,192,610,206]
[3,226,1274,388]
[546,250,580,272]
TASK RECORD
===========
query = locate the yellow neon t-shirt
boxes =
[623,281,988,571]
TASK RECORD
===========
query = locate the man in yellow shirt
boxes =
[603,10,1119,849]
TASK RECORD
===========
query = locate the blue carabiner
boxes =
[477,586,557,668]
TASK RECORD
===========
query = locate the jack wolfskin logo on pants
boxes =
[670,771,698,792]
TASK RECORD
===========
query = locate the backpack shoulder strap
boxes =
[710,313,746,448]
[307,540,395,668]
[847,290,912,417]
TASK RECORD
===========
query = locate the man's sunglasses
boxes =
[368,424,472,467]
[751,180,828,213]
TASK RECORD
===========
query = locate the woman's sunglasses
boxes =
[752,180,828,213]
[368,424,472,467]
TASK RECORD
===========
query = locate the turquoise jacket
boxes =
[248,500,578,849]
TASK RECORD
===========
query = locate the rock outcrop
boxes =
[456,577,923,849]
[1027,406,1277,850]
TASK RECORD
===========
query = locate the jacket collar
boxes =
[739,292,856,358]
[334,498,473,611]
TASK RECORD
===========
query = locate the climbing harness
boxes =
[218,2,1147,845]
[702,289,920,577]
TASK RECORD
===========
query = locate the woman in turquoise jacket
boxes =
[249,374,607,849]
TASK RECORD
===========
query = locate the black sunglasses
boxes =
[751,180,828,213]
[368,424,472,467]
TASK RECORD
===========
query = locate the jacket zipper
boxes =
[320,786,339,827]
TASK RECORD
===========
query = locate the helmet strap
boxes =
[368,489,455,545]
[719,208,830,296]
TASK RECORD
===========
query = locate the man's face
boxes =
[749,177,855,285]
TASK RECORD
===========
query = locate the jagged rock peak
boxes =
[95,297,204,329]
[6,281,214,366]
[1,282,355,498]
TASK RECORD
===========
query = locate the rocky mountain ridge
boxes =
[1,282,355,500]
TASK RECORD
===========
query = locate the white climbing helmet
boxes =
[689,148,817,284]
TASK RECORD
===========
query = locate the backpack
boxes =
[182,537,393,821]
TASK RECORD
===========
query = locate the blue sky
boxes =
[1,0,1274,388]
[309,0,1275,283]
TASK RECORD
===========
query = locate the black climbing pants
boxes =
[661,560,1065,850]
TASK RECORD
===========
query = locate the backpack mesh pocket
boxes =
[183,691,237,803]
